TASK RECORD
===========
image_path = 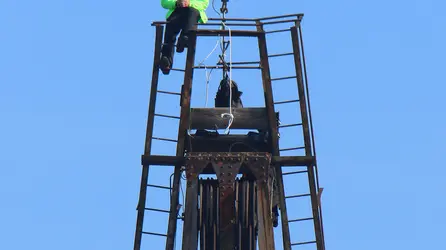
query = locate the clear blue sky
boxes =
[1,0,445,249]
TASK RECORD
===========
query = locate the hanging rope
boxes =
[196,39,220,107]
[220,22,234,134]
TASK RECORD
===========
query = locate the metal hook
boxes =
[220,1,228,14]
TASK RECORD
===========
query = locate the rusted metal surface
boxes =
[257,22,291,250]
[165,29,199,250]
[212,160,242,250]
[256,13,304,21]
[208,13,304,22]
[193,65,261,69]
[291,25,325,250]
[182,160,208,250]
[298,24,326,250]
[137,13,326,250]
[196,29,261,37]
[189,107,269,130]
[199,179,219,249]
[133,25,164,250]
[245,154,275,250]
[142,155,315,167]
[184,152,275,250]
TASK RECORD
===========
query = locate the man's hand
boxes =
[177,0,190,7]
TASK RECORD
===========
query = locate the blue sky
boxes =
[1,0,445,249]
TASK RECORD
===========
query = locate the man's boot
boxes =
[176,35,189,53]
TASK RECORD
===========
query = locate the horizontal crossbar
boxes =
[282,170,308,176]
[141,155,315,166]
[291,241,317,246]
[195,29,262,37]
[288,217,313,223]
[193,65,261,70]
[285,193,311,199]
[147,184,172,190]
[142,231,167,237]
[265,29,290,34]
[157,90,181,96]
[154,113,180,119]
[145,207,170,213]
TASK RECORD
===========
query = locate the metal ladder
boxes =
[134,14,326,250]
[264,23,325,249]
[134,25,189,250]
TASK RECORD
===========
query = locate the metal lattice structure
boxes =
[133,13,325,250]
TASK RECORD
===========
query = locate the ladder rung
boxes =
[152,137,178,143]
[285,193,311,199]
[142,231,167,237]
[288,217,313,223]
[218,61,260,65]
[193,65,261,69]
[274,99,299,105]
[280,146,305,152]
[147,184,172,190]
[157,90,181,96]
[265,28,290,34]
[170,68,185,72]
[291,241,317,246]
[283,170,308,176]
[155,113,180,119]
[145,207,170,213]
[271,76,297,81]
[279,123,302,129]
[268,52,293,58]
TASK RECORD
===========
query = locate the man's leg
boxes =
[160,10,183,75]
[176,7,200,53]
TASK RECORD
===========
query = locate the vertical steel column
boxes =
[253,164,276,250]
[213,160,243,250]
[257,22,291,250]
[182,159,209,250]
[134,25,164,250]
[290,25,324,250]
[165,30,199,250]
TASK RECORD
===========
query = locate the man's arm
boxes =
[161,0,177,9]
[189,0,209,11]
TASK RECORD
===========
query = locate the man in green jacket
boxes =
[159,0,209,75]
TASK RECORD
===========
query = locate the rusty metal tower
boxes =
[133,10,326,250]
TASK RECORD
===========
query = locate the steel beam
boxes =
[133,25,164,250]
[142,155,315,167]
[165,29,199,250]
[257,22,291,250]
[291,25,324,250]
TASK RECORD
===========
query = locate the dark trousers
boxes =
[161,7,200,61]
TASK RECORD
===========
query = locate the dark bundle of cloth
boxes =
[214,78,243,108]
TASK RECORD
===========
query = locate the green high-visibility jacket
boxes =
[161,0,209,23]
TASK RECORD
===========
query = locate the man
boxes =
[160,0,209,75]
